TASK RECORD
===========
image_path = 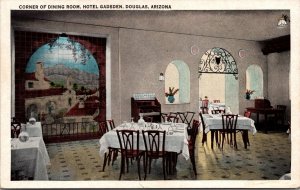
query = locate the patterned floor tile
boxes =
[46,131,291,180]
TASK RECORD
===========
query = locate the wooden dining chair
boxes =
[106,119,116,131]
[99,121,109,137]
[188,120,199,176]
[200,100,209,114]
[201,99,209,108]
[142,130,167,180]
[116,129,145,180]
[220,114,238,150]
[102,120,119,172]
[166,115,179,123]
[11,117,21,138]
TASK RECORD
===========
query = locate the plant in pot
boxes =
[165,87,179,103]
[245,89,255,100]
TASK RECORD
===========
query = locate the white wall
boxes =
[12,15,268,125]
[267,51,291,123]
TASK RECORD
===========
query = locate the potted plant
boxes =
[165,87,179,103]
[245,89,255,100]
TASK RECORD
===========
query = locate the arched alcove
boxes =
[246,64,263,99]
[165,60,190,104]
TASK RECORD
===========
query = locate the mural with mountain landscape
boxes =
[24,36,101,124]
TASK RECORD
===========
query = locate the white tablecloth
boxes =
[11,137,50,180]
[200,114,257,134]
[25,122,43,137]
[99,123,190,160]
[208,102,226,110]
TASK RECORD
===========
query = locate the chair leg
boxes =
[102,153,108,172]
[163,157,166,180]
[202,132,207,145]
[148,158,152,174]
[119,156,124,180]
[215,131,219,147]
[126,158,129,173]
[112,149,119,165]
[190,152,197,176]
[137,156,141,180]
[221,133,225,150]
[211,131,215,149]
[234,133,238,149]
[144,156,148,180]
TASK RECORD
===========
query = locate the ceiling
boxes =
[12,10,290,41]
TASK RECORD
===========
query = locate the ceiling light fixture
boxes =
[277,14,290,28]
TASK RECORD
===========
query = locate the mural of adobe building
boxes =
[16,32,106,124]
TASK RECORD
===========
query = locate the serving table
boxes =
[11,137,50,180]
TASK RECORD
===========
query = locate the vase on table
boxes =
[167,95,175,103]
[18,125,29,142]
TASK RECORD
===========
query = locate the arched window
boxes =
[246,65,263,99]
[165,60,190,104]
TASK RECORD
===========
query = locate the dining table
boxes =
[200,114,257,149]
[208,102,226,111]
[99,122,190,173]
[11,137,50,180]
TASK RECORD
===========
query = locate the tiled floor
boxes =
[46,131,291,180]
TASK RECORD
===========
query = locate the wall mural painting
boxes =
[25,36,100,124]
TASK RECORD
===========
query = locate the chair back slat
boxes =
[222,114,238,131]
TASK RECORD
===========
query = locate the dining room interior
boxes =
[6,8,297,185]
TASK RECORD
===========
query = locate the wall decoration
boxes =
[190,45,199,55]
[238,49,246,58]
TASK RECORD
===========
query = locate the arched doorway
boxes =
[198,47,239,113]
